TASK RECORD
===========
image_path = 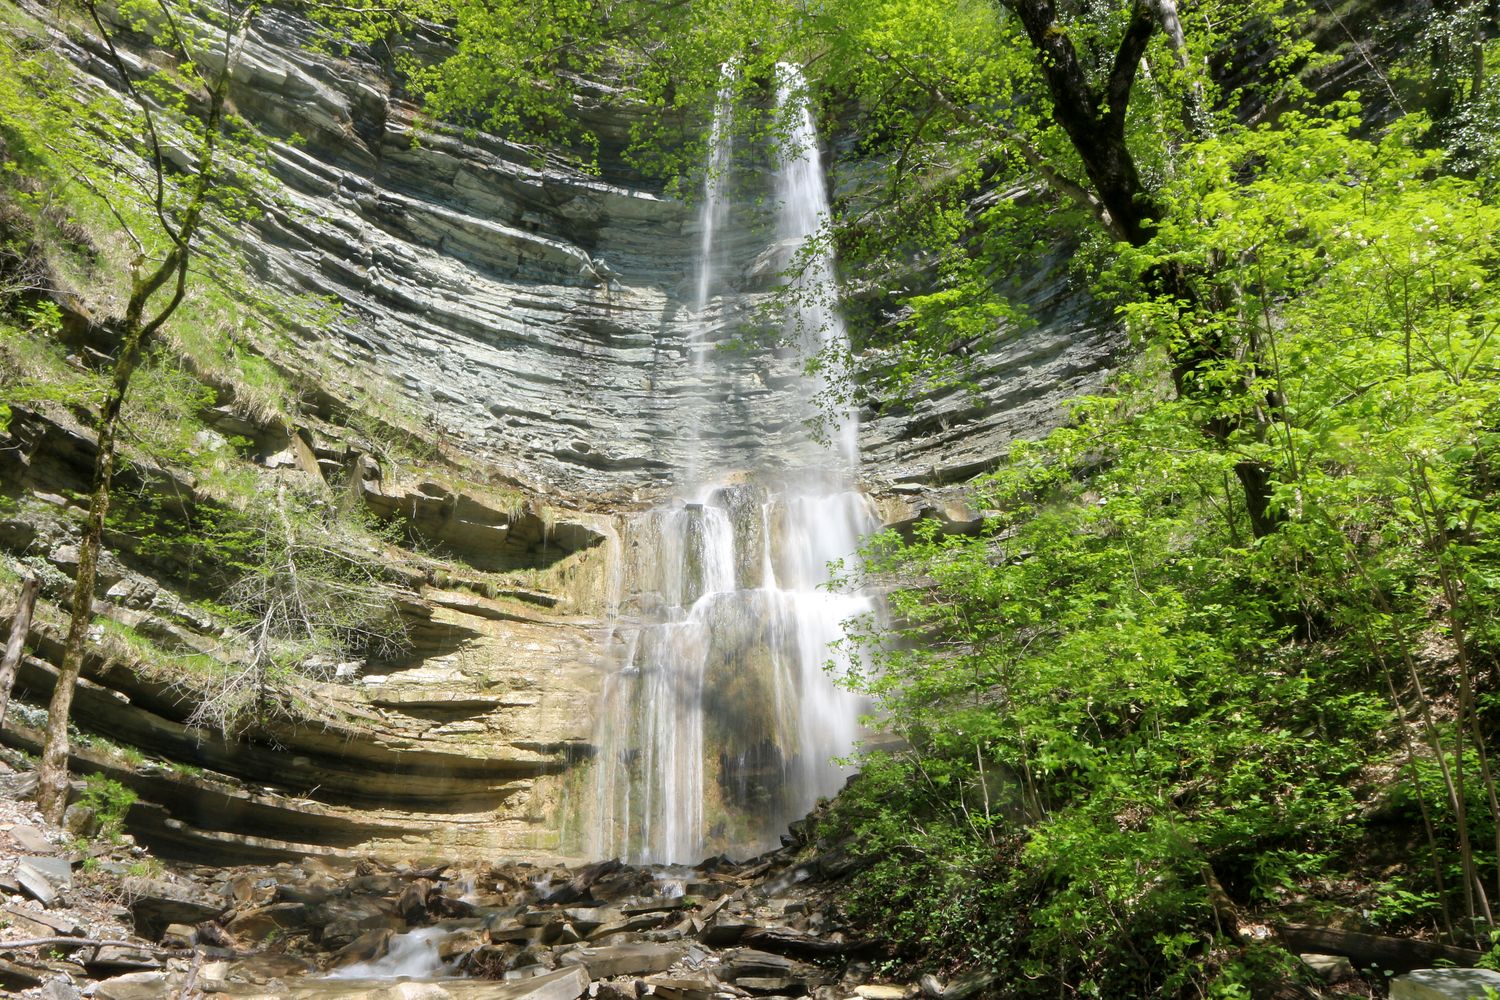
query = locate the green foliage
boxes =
[826,101,1500,995]
[79,773,137,841]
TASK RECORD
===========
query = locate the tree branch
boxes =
[866,46,1117,235]
[1106,0,1156,132]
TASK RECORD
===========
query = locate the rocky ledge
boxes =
[0,775,987,1000]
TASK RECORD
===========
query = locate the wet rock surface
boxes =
[0,777,903,1000]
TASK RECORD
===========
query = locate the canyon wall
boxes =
[0,6,1119,861]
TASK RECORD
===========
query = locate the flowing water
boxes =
[588,64,873,865]
[325,927,451,980]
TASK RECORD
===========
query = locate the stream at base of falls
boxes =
[127,837,901,1000]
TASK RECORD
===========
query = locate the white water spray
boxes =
[774,62,860,469]
[326,928,451,980]
[589,63,872,865]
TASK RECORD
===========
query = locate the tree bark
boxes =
[34,0,242,823]
[1005,0,1161,245]
[36,329,149,822]
[1001,0,1284,537]
[0,573,40,727]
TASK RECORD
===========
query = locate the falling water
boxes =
[774,63,859,468]
[694,63,737,317]
[589,63,873,865]
[325,928,451,980]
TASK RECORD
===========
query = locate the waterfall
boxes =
[694,63,736,318]
[588,63,872,865]
[774,63,859,469]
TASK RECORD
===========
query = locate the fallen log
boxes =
[1273,923,1483,972]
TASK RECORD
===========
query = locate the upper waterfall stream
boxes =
[587,65,873,864]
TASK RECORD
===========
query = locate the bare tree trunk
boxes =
[36,335,147,822]
[0,573,40,727]
[1005,0,1160,246]
[33,0,242,823]
[1146,0,1210,134]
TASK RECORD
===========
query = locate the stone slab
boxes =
[95,971,174,1000]
[7,824,55,853]
[1392,968,1500,1000]
[558,941,685,979]
[16,857,67,905]
[2,904,81,936]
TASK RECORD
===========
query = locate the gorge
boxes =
[4,0,1499,998]
[0,0,1117,865]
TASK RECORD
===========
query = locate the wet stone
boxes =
[1391,969,1500,1000]
[330,928,393,968]
[225,901,311,941]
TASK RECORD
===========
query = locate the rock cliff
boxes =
[0,2,1118,861]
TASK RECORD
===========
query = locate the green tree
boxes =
[1,0,262,822]
[398,0,1324,534]
[826,105,1500,992]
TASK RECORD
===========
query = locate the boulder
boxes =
[589,912,670,941]
[62,802,97,837]
[16,855,72,905]
[124,877,225,939]
[487,917,542,944]
[644,976,719,1000]
[84,944,162,974]
[854,987,908,1000]
[223,952,317,986]
[7,824,55,853]
[937,970,996,1000]
[225,901,311,941]
[2,903,81,937]
[699,918,756,947]
[316,895,402,949]
[400,878,435,925]
[501,965,591,1000]
[94,971,174,1000]
[0,956,45,991]
[330,927,394,968]
[161,923,197,948]
[561,906,624,932]
[1299,953,1355,984]
[1391,969,1500,1000]
[438,927,489,960]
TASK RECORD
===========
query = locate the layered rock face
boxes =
[154,9,1116,498]
[0,6,1117,861]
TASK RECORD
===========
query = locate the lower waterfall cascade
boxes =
[585,64,875,865]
